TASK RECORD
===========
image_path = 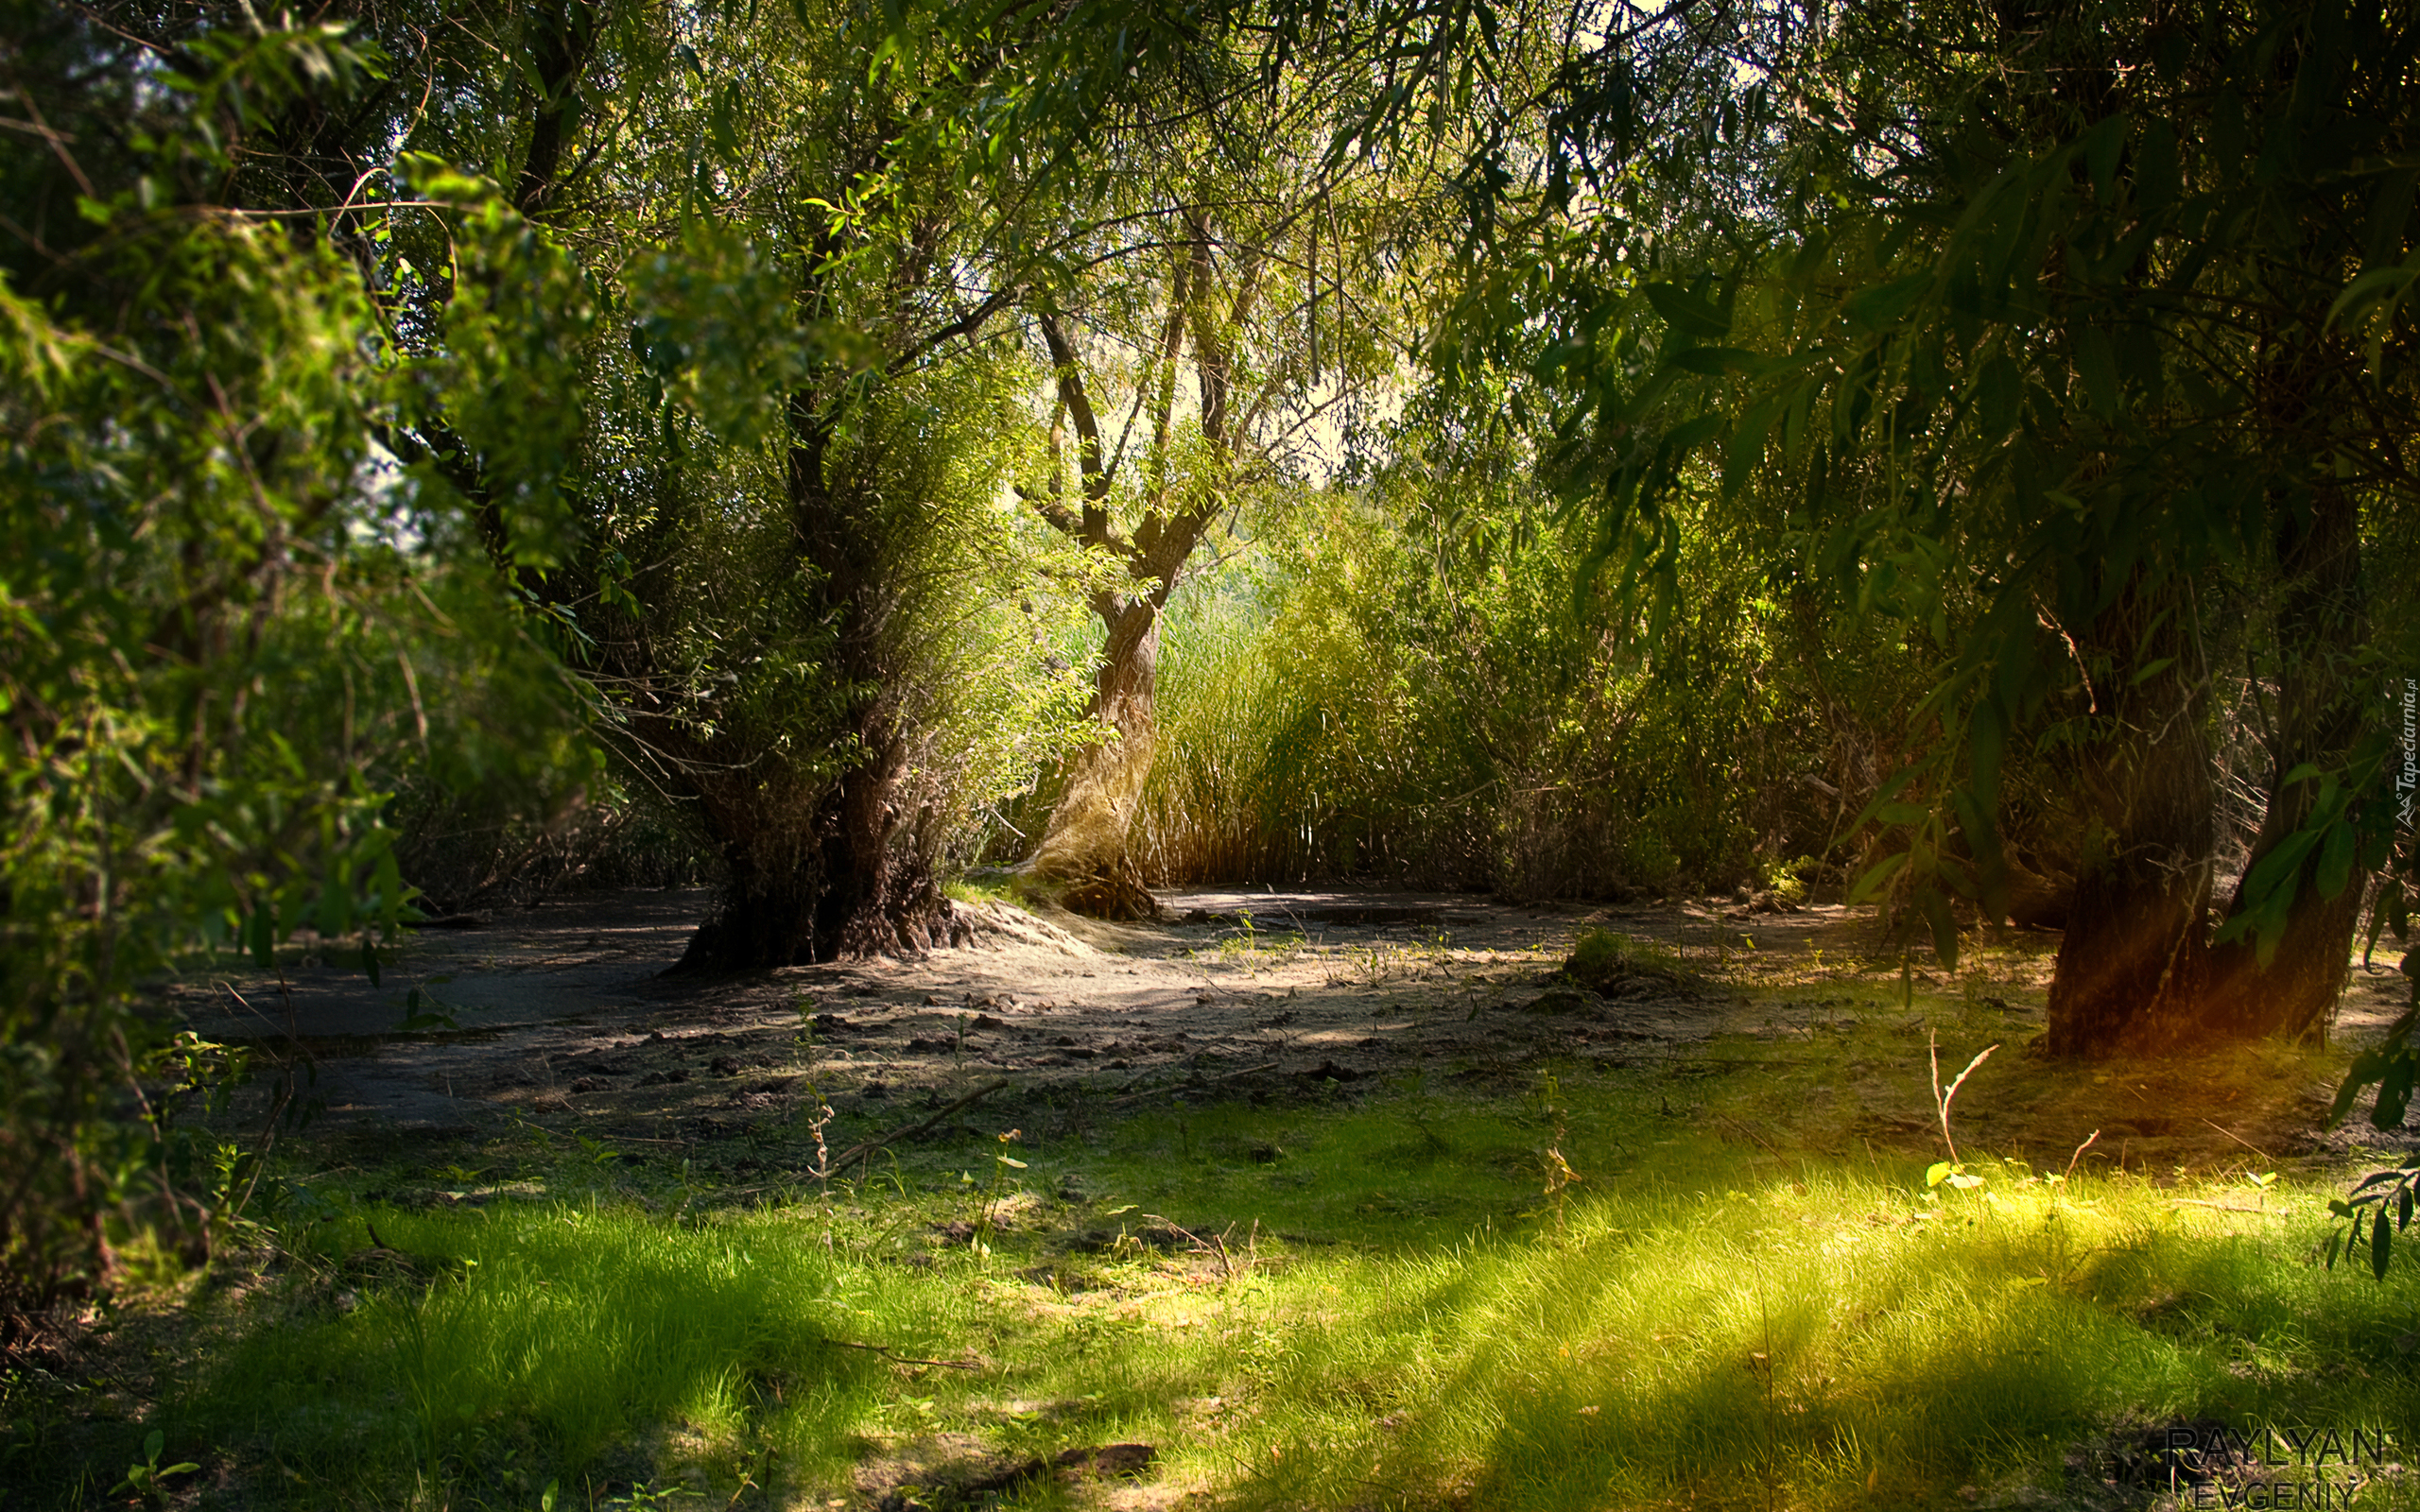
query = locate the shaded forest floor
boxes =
[156,885,2414,1175]
[13,889,2420,1510]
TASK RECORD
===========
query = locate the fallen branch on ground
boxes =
[823,1338,981,1369]
[825,1078,1011,1173]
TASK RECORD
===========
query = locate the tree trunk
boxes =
[670,713,961,971]
[668,402,960,971]
[818,713,958,957]
[1026,602,1161,919]
[2203,483,2371,1040]
[2041,580,2215,1056]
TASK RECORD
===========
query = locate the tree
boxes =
[1014,26,1452,915]
[1441,0,2420,1053]
[0,8,542,1345]
[361,0,1227,967]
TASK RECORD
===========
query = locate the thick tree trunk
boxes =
[670,714,961,971]
[2204,484,2371,1040]
[678,839,821,971]
[1027,602,1161,919]
[2041,581,2216,1056]
[668,401,960,971]
[818,714,958,957]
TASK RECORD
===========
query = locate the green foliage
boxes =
[0,8,607,1342]
[109,1429,199,1510]
[1560,929,1691,997]
[1431,0,2420,994]
[1130,464,1858,896]
[0,31,407,1335]
[2323,1156,2420,1283]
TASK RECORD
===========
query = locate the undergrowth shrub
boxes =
[1125,485,1875,899]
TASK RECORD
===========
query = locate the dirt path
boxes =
[165,886,2416,1175]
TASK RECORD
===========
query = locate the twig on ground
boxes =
[822,1338,980,1369]
[1143,1213,1251,1281]
[2200,1118,2275,1163]
[1708,1109,1782,1156]
[826,1078,1011,1172]
[2063,1129,2100,1181]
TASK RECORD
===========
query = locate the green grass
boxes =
[17,1037,2420,1509]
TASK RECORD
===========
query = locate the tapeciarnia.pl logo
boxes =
[2399,677,2415,832]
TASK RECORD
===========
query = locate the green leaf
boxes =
[1668,346,1754,376]
[2364,167,2418,269]
[1641,283,1729,340]
[1920,886,1960,970]
[2072,326,2122,417]
[2377,1054,2417,1129]
[1722,398,1781,497]
[2375,1201,2394,1280]
[2318,819,2357,900]
[1849,851,1910,903]
[1927,1160,1953,1188]
[2082,113,2128,203]
[1974,354,2021,438]
[1844,272,1931,332]
[2135,119,2180,215]
[1662,413,1725,454]
[361,940,382,988]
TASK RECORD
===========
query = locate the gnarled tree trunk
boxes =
[1027,601,1161,918]
[668,404,960,971]
[1019,228,1253,917]
[2204,482,2371,1040]
[2041,578,2215,1056]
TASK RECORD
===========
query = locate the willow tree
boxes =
[1434,0,2419,1054]
[0,11,563,1342]
[1012,26,1454,916]
[359,0,1229,966]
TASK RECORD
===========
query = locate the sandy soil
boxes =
[161,885,2418,1176]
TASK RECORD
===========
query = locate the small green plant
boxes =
[1924,1028,1998,1191]
[972,1128,1028,1254]
[600,1478,700,1507]
[1534,1069,1582,1233]
[791,992,820,1062]
[2322,1156,2420,1279]
[943,875,1014,907]
[111,1430,199,1510]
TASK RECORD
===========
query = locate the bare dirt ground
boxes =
[164,885,2419,1179]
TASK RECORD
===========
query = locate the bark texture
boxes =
[1027,602,1162,919]
[2203,482,2371,1040]
[2041,580,2215,1056]
[668,404,962,970]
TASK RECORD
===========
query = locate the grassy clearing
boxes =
[11,994,2420,1510]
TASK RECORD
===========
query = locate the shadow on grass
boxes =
[21,992,2420,1511]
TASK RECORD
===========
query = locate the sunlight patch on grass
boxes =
[72,1057,2420,1510]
